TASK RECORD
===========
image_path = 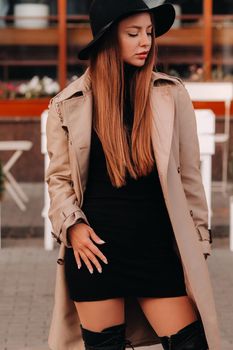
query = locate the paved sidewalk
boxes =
[1,182,233,349]
[0,238,232,350]
[0,239,54,350]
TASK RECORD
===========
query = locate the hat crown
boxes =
[78,1,175,60]
[89,0,149,36]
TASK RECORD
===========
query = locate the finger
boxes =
[73,249,82,269]
[84,249,103,273]
[88,227,106,244]
[86,241,108,265]
[79,250,94,274]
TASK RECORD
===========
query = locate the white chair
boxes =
[0,140,33,210]
[195,109,216,228]
[41,109,54,251]
[185,82,233,194]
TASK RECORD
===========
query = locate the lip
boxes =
[136,52,149,59]
[136,52,149,56]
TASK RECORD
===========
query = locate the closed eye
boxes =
[128,32,153,37]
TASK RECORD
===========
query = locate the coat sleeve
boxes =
[45,97,90,248]
[175,82,212,256]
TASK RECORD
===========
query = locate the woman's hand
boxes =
[68,223,108,274]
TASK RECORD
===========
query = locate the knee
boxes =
[159,319,208,350]
[80,323,135,350]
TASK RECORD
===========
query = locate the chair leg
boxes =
[222,141,229,193]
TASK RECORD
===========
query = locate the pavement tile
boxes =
[0,238,232,350]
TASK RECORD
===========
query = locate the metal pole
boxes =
[58,0,67,89]
[203,0,213,81]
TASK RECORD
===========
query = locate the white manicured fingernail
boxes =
[98,268,102,273]
[99,239,105,243]
[89,269,93,274]
[77,264,81,269]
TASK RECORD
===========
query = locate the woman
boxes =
[46,0,221,349]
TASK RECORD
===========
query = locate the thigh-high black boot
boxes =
[158,319,208,350]
[80,323,135,350]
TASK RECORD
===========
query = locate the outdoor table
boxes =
[0,140,33,211]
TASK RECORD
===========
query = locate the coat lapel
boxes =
[61,70,176,196]
[62,92,93,196]
[150,85,175,194]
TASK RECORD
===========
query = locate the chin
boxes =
[134,62,146,68]
[126,60,146,67]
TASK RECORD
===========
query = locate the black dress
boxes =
[64,66,187,301]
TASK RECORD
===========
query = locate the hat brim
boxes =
[78,3,175,61]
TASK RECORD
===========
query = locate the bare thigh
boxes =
[74,298,125,332]
[137,296,198,337]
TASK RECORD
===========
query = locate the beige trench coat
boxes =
[45,68,221,350]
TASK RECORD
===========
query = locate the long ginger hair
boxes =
[89,14,157,188]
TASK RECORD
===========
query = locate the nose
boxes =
[140,32,151,47]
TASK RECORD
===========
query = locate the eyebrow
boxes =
[126,25,153,29]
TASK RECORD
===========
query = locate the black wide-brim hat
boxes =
[78,0,175,60]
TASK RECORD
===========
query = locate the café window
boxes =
[0,0,232,103]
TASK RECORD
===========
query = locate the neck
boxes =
[123,63,135,131]
[123,62,137,79]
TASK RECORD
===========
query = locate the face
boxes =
[117,12,153,67]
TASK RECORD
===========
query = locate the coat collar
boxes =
[56,68,182,197]
[55,67,182,102]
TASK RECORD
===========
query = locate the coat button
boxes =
[208,229,213,244]
[190,210,193,217]
[57,258,64,265]
[177,166,181,173]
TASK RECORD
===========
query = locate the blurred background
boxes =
[0,1,233,350]
[0,0,233,183]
